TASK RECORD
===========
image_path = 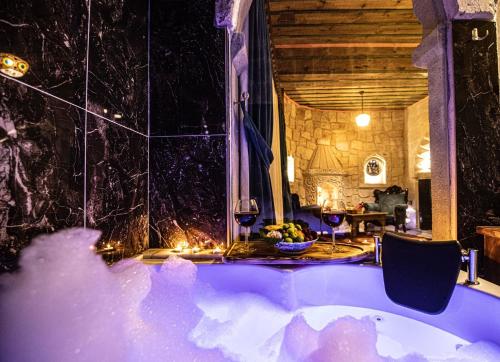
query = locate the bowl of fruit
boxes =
[260,222,318,254]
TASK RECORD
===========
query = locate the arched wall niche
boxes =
[362,155,387,186]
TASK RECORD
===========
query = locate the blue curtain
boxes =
[247,0,275,224]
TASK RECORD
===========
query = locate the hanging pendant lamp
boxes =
[355,91,371,127]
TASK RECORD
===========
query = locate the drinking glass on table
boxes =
[234,198,259,253]
[321,199,346,253]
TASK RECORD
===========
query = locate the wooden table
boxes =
[345,212,388,237]
[223,240,372,265]
[477,226,500,263]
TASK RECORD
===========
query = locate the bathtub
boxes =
[195,263,500,345]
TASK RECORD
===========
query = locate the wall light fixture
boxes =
[0,53,29,78]
[355,91,371,127]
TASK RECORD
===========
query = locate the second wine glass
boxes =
[321,199,346,253]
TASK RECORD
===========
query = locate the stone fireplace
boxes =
[304,141,346,206]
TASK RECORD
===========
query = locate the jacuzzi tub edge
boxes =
[190,263,500,345]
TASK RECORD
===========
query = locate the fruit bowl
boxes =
[260,222,318,254]
[274,239,317,254]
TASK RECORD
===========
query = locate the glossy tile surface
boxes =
[88,0,148,134]
[86,113,148,256]
[0,78,84,272]
[150,0,225,136]
[453,20,500,240]
[149,136,227,248]
[0,0,89,106]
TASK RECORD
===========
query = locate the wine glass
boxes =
[234,198,259,253]
[321,199,346,253]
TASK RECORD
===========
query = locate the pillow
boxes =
[364,202,381,212]
[379,193,406,215]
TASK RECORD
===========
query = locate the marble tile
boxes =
[87,0,148,134]
[0,0,89,106]
[452,20,500,240]
[149,136,227,248]
[150,0,226,136]
[86,113,148,256]
[0,77,85,272]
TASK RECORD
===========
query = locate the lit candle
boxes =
[213,246,222,254]
[192,246,201,253]
[173,243,183,253]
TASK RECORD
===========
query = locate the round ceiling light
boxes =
[355,91,370,127]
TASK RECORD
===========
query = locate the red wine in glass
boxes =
[234,199,259,253]
[234,212,258,227]
[322,212,345,228]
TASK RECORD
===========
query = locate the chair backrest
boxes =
[374,185,409,204]
[382,232,462,314]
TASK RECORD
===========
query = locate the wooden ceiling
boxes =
[267,0,428,110]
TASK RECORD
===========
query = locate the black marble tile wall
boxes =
[1,0,227,271]
[148,0,227,249]
[452,20,500,240]
[0,0,149,272]
[86,113,148,256]
[150,0,226,136]
[0,0,89,106]
[149,137,226,248]
[0,78,84,272]
[88,0,148,134]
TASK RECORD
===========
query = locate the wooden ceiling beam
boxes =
[270,23,422,37]
[287,93,426,104]
[288,96,428,103]
[270,10,417,25]
[269,0,414,11]
[281,81,428,89]
[286,87,428,94]
[274,42,419,49]
[276,58,417,74]
[280,73,427,81]
[275,46,416,58]
[313,107,407,110]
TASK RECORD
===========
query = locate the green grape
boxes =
[285,238,293,243]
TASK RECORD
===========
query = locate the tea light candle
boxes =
[192,246,201,253]
[213,246,222,254]
[173,243,183,253]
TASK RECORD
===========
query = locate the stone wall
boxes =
[404,97,430,204]
[284,95,406,207]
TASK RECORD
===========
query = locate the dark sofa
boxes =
[364,185,409,232]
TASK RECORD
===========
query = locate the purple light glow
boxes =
[0,228,499,361]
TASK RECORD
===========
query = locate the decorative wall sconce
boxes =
[355,91,371,127]
[417,141,431,173]
[287,155,295,183]
[0,53,29,78]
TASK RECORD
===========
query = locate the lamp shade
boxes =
[355,113,371,127]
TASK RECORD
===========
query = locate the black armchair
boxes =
[364,185,409,232]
